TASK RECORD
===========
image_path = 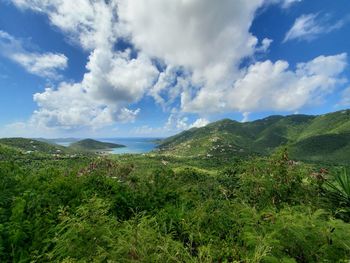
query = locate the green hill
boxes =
[298,110,350,139]
[289,133,350,164]
[0,138,71,154]
[158,109,350,164]
[69,139,125,151]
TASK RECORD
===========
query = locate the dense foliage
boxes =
[0,145,349,262]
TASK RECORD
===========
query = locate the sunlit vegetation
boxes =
[158,110,350,165]
[1,143,349,262]
[69,138,126,151]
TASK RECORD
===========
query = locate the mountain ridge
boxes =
[158,109,350,164]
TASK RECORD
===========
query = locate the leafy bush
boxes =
[236,149,313,209]
[324,169,350,221]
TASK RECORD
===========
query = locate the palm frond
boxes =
[325,169,350,207]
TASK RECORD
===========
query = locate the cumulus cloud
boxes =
[165,113,190,131]
[10,0,272,130]
[10,0,158,129]
[165,112,210,132]
[256,38,273,53]
[190,118,210,128]
[182,53,348,113]
[149,65,192,110]
[11,0,123,50]
[0,30,67,78]
[6,0,349,134]
[118,0,263,88]
[339,87,350,106]
[284,13,347,42]
[30,49,155,129]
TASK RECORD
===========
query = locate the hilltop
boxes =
[69,139,125,151]
[158,109,350,164]
[0,138,126,156]
[0,137,72,155]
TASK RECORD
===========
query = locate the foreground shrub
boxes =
[236,149,315,209]
[324,169,350,222]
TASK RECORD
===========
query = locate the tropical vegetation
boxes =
[1,110,350,262]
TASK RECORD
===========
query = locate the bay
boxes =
[55,138,160,154]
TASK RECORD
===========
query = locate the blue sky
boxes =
[0,0,349,138]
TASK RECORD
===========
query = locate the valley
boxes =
[0,110,350,262]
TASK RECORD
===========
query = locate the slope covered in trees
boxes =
[158,109,350,164]
[69,139,125,151]
[0,138,71,154]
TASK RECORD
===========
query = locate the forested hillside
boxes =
[0,138,72,154]
[158,110,350,164]
[69,138,125,151]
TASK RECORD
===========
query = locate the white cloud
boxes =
[118,0,263,88]
[12,53,67,79]
[339,87,350,106]
[284,13,347,42]
[30,47,158,129]
[242,112,250,122]
[149,65,191,110]
[9,0,273,130]
[31,55,148,129]
[296,53,348,77]
[165,113,189,131]
[0,30,67,78]
[6,0,349,135]
[267,0,302,9]
[281,0,302,8]
[256,38,273,53]
[165,112,209,132]
[182,53,347,113]
[11,0,123,50]
[9,0,159,129]
[190,118,210,128]
[132,116,209,137]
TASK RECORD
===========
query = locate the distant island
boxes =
[69,139,126,151]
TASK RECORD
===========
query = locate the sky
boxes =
[0,0,349,138]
